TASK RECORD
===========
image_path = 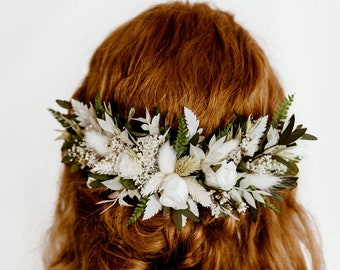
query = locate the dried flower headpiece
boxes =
[49,94,316,229]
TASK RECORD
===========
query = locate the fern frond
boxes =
[49,108,82,136]
[216,122,233,140]
[174,115,189,157]
[126,196,150,226]
[94,93,105,117]
[273,94,295,127]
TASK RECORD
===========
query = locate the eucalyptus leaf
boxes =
[163,206,170,216]
[301,133,318,140]
[272,155,297,174]
[89,179,106,188]
[172,210,183,230]
[56,99,72,109]
[88,174,113,181]
[179,209,200,222]
[70,163,81,173]
[61,155,73,164]
[120,178,137,190]
[285,128,307,145]
[278,115,295,145]
[189,133,200,146]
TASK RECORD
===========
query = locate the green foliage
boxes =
[126,196,150,227]
[172,210,183,230]
[216,122,233,140]
[273,94,295,128]
[49,108,82,136]
[120,178,137,190]
[174,115,189,157]
[56,99,72,109]
[94,93,105,117]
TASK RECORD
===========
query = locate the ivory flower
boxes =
[156,142,190,209]
[115,151,142,179]
[203,161,237,191]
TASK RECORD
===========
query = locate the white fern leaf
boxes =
[205,138,239,164]
[189,144,205,162]
[242,190,256,208]
[244,116,268,156]
[185,177,212,207]
[71,99,95,127]
[141,173,164,196]
[143,194,163,220]
[184,107,202,139]
[252,190,265,203]
[188,197,199,217]
[97,112,120,134]
[102,177,124,190]
[239,174,281,190]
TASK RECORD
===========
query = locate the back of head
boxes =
[46,2,323,269]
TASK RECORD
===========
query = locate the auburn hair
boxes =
[45,2,323,269]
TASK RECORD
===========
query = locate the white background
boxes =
[0,0,339,269]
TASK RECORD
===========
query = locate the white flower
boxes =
[97,112,121,135]
[159,173,188,209]
[84,130,110,156]
[203,161,237,191]
[189,136,239,166]
[115,150,142,179]
[156,142,190,209]
[133,109,160,135]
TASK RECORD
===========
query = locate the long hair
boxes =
[45,2,323,269]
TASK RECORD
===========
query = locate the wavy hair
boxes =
[45,2,323,269]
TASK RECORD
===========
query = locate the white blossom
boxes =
[203,161,237,191]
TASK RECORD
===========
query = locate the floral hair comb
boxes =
[49,94,316,230]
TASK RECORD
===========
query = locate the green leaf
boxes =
[88,174,112,181]
[264,203,281,213]
[278,115,295,145]
[301,133,318,140]
[94,93,105,117]
[178,209,200,222]
[70,163,81,173]
[172,210,183,230]
[174,115,189,157]
[189,133,200,146]
[272,155,299,175]
[163,206,170,216]
[216,122,233,140]
[56,99,72,109]
[273,94,295,127]
[88,179,106,188]
[61,155,73,164]
[285,127,307,145]
[126,196,150,226]
[48,108,82,136]
[120,178,137,190]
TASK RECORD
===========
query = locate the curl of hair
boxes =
[45,2,324,269]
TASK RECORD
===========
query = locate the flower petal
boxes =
[158,141,176,174]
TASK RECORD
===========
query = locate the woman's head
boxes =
[73,1,283,135]
[46,2,323,269]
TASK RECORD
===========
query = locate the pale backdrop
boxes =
[0,0,339,269]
